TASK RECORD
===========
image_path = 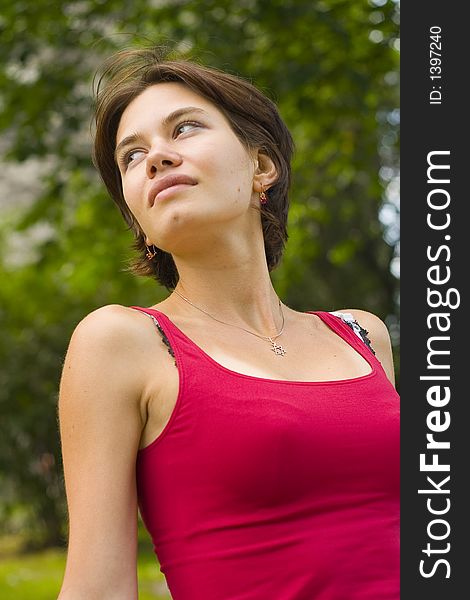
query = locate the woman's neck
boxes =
[162,261,285,336]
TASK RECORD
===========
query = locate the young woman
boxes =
[57,47,399,600]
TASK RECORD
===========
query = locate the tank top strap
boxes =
[308,310,378,364]
[129,306,187,368]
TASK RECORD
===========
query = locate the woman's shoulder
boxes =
[69,304,155,349]
[62,304,171,423]
[332,308,391,344]
[73,302,144,330]
[59,307,148,448]
[70,302,176,369]
[65,304,165,391]
[334,308,396,386]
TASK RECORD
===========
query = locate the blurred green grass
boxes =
[0,530,171,599]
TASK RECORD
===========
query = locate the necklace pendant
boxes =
[270,341,286,356]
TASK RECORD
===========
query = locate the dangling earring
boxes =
[259,184,268,205]
[146,244,156,260]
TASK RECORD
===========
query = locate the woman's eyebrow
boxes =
[161,106,209,127]
[115,132,142,162]
[115,107,210,161]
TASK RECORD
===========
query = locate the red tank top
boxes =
[131,307,400,600]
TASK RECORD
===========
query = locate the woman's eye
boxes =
[174,121,201,136]
[121,149,144,169]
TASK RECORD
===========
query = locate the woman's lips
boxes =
[148,174,198,207]
[154,183,197,202]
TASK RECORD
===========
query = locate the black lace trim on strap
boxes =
[343,319,376,356]
[141,313,177,368]
[330,311,376,356]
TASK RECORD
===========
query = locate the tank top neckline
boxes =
[138,306,378,386]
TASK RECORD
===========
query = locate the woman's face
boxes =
[115,82,261,253]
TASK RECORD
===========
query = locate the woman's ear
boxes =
[253,151,277,192]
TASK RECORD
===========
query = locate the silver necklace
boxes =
[173,288,287,356]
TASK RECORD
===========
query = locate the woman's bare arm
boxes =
[57,305,149,600]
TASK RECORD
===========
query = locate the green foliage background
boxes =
[0,0,399,556]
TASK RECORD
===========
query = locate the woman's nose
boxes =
[146,146,183,178]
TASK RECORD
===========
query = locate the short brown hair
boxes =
[93,47,295,290]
